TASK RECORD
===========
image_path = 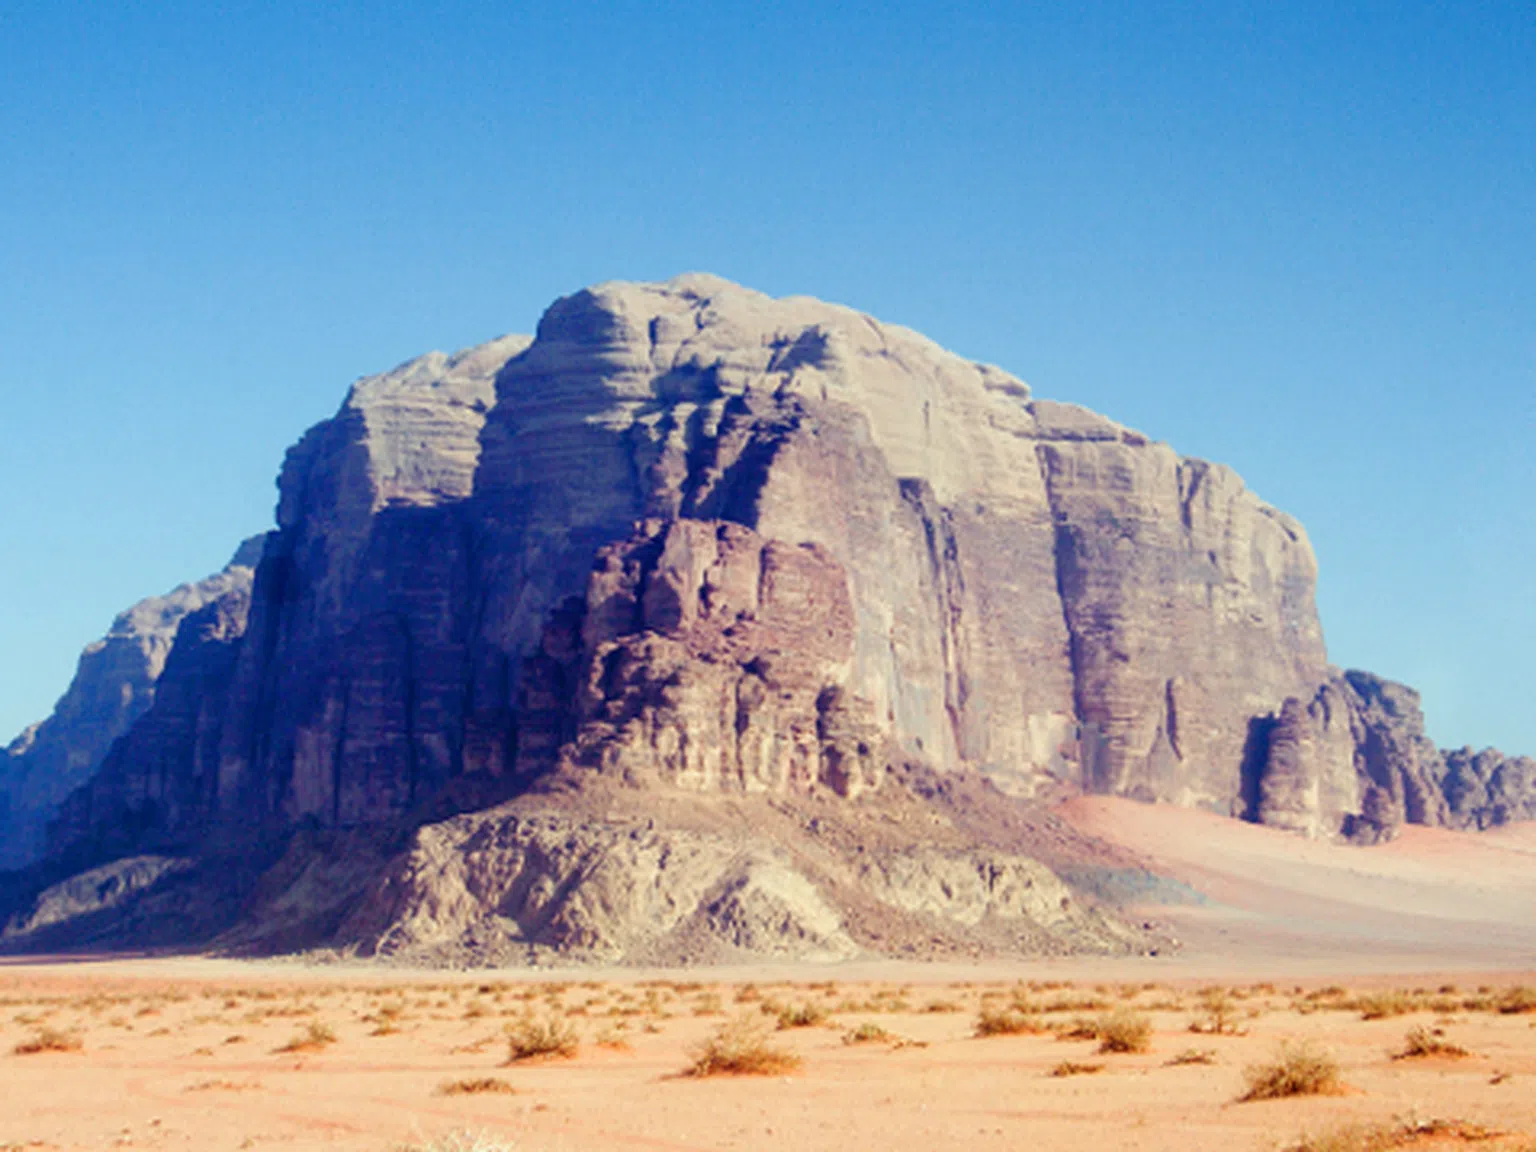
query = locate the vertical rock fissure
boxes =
[898,478,967,760]
[1035,445,1091,788]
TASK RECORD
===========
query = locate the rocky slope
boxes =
[2,273,1530,960]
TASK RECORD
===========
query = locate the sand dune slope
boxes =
[1058,798,1536,971]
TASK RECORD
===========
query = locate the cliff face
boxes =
[181,274,1327,841]
[0,541,262,868]
[16,274,1530,890]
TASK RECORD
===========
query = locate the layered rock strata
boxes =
[6,272,1529,928]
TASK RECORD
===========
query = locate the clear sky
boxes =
[1,2,1531,755]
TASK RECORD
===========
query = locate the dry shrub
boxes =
[1050,1060,1104,1077]
[685,1014,801,1077]
[1393,1025,1470,1060]
[436,1077,516,1097]
[13,1027,82,1055]
[1190,989,1244,1035]
[1496,986,1536,1015]
[1355,990,1419,1020]
[974,1005,1046,1038]
[275,1021,336,1053]
[1096,1009,1152,1054]
[1287,1116,1505,1152]
[1055,1015,1100,1041]
[843,1022,895,1045]
[594,1024,632,1051]
[770,1001,828,1030]
[1166,1047,1217,1066]
[504,1012,578,1062]
[1240,1041,1342,1101]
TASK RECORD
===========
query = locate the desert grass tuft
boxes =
[12,1026,82,1055]
[1095,1008,1152,1054]
[684,1014,801,1077]
[1240,1041,1342,1101]
[974,1005,1047,1038]
[1285,1116,1505,1152]
[436,1077,516,1097]
[769,1001,828,1030]
[274,1021,337,1053]
[1166,1047,1218,1066]
[842,1022,895,1045]
[1496,986,1536,1015]
[1189,989,1245,1035]
[1050,1060,1104,1077]
[1354,990,1419,1020]
[504,1012,578,1062]
[1393,1025,1469,1060]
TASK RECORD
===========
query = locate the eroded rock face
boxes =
[1440,745,1536,829]
[0,540,263,868]
[1254,670,1536,840]
[559,519,883,797]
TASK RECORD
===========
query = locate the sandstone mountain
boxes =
[2,274,1529,960]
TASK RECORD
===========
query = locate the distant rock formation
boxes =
[2,274,1529,960]
[0,539,263,868]
[1252,670,1535,842]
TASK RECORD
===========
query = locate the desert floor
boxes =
[3,799,1534,1152]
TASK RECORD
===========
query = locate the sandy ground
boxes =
[2,803,1533,1152]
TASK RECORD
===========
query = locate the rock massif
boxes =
[2,274,1530,960]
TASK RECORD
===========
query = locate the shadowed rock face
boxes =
[10,274,1530,890]
[561,519,883,797]
[0,540,263,868]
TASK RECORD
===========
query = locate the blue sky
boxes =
[1,1,1531,755]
